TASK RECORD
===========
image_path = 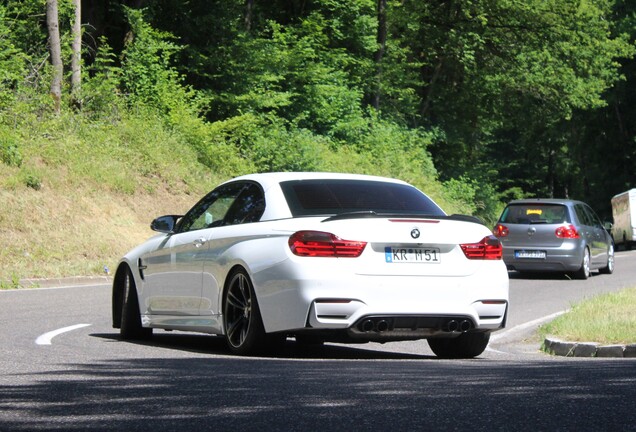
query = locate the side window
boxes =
[574,204,593,227]
[177,182,247,233]
[584,205,603,228]
[223,183,265,225]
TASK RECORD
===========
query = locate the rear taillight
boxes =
[460,235,503,260]
[493,224,509,238]
[555,224,580,239]
[289,231,367,257]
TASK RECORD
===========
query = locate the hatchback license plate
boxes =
[515,250,546,259]
[385,247,441,263]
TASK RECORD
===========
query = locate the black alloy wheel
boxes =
[223,270,268,355]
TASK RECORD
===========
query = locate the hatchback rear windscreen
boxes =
[280,180,445,217]
[500,204,570,224]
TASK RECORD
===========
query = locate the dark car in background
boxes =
[493,199,614,279]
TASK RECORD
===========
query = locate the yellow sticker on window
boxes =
[527,209,543,215]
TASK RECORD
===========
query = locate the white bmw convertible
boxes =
[112,172,509,358]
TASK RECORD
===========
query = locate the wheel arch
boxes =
[112,262,133,329]
[572,245,591,280]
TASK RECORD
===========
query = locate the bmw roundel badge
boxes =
[411,228,420,239]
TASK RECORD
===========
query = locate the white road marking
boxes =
[486,311,568,354]
[35,323,92,345]
[615,253,633,259]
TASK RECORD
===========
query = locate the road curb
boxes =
[19,276,112,289]
[543,336,636,358]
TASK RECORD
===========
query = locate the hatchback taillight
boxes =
[493,224,509,238]
[555,224,580,239]
[289,231,367,257]
[460,236,503,260]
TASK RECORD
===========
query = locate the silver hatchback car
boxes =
[493,199,614,279]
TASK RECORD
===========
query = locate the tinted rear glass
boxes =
[499,204,570,224]
[280,179,444,217]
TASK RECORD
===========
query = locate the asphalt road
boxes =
[2,251,636,431]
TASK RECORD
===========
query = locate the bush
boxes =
[443,176,504,224]
[443,177,478,216]
[245,123,326,172]
[81,37,124,120]
[0,5,27,104]
[0,126,22,167]
[121,8,198,117]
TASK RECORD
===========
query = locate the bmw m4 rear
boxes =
[112,172,509,358]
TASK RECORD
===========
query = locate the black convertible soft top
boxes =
[280,179,445,217]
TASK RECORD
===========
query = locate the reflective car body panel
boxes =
[114,172,509,347]
[494,199,613,274]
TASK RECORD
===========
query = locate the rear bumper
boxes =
[255,261,509,336]
[307,299,507,333]
[502,246,583,272]
[293,313,503,343]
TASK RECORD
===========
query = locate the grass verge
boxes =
[539,287,636,345]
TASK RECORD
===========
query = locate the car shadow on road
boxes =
[93,332,437,360]
[507,270,593,281]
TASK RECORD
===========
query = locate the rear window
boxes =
[499,204,570,225]
[280,179,445,217]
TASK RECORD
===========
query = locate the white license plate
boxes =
[515,250,546,259]
[385,247,441,263]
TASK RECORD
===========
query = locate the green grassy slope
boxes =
[0,111,219,285]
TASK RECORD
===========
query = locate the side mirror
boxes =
[151,215,182,233]
[603,221,613,232]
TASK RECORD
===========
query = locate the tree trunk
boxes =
[372,0,387,110]
[421,58,444,118]
[71,0,82,108]
[46,0,63,114]
[245,0,254,32]
[546,148,555,198]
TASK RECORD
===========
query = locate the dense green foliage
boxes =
[2,0,635,223]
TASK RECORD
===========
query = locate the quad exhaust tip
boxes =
[445,319,473,332]
[358,317,474,333]
[360,319,389,333]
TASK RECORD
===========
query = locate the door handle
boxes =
[193,238,207,248]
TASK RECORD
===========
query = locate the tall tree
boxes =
[372,0,387,110]
[391,0,633,186]
[71,0,82,107]
[245,0,254,32]
[46,0,63,114]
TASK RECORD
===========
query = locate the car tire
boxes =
[572,248,591,280]
[223,269,283,355]
[120,268,153,340]
[599,244,615,274]
[427,332,491,359]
